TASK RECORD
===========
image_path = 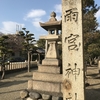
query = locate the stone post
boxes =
[62,0,85,100]
[45,40,48,58]
[98,60,100,73]
[28,51,31,72]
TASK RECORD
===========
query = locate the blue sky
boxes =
[0,0,100,40]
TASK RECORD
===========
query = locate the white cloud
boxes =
[54,4,62,13]
[24,9,46,28]
[97,27,100,30]
[95,9,100,19]
[56,15,62,20]
[24,9,46,20]
[0,21,24,34]
[48,4,62,21]
[32,18,43,28]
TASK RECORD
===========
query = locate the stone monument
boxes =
[27,12,63,100]
[62,0,85,100]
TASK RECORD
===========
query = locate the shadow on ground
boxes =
[85,89,100,100]
[0,80,28,88]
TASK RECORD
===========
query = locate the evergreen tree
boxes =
[0,35,12,79]
[84,32,100,65]
[83,0,100,64]
[83,0,100,33]
[19,28,36,72]
[37,39,45,49]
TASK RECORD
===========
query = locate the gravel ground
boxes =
[0,68,37,100]
[85,66,100,100]
[0,66,100,100]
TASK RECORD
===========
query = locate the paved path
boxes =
[0,68,37,100]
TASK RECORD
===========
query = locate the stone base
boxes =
[32,80,62,93]
[27,89,63,99]
[33,71,62,82]
[38,65,62,74]
[42,59,60,66]
[28,79,33,90]
[27,56,62,99]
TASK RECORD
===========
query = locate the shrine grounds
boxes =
[0,67,37,100]
[0,65,100,100]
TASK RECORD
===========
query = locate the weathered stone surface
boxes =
[38,65,61,74]
[62,0,85,100]
[29,12,62,100]
[42,59,59,66]
[32,80,62,93]
[60,83,63,93]
[52,96,63,100]
[40,35,60,41]
[20,89,29,99]
[26,97,33,100]
[86,67,99,76]
[33,71,62,82]
[42,94,51,100]
[98,60,100,73]
[29,92,41,99]
[45,41,58,59]
[28,79,33,90]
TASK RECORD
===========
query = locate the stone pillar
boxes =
[28,51,31,72]
[62,0,85,100]
[98,60,100,73]
[45,40,48,58]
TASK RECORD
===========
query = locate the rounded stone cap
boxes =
[49,11,57,22]
[50,11,56,17]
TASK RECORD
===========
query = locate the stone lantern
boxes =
[39,11,61,66]
[27,12,62,99]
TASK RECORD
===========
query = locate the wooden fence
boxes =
[0,61,37,71]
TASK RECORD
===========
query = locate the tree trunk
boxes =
[37,53,40,64]
[89,57,93,66]
[28,51,30,72]
[31,53,33,61]
[1,66,5,79]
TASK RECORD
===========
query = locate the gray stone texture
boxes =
[33,71,62,83]
[29,92,41,99]
[52,96,63,100]
[42,94,51,100]
[20,89,29,99]
[26,97,33,100]
[38,65,61,74]
[62,0,85,99]
[28,79,33,90]
[98,60,100,73]
[42,59,59,66]
[32,80,61,93]
[27,12,62,99]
